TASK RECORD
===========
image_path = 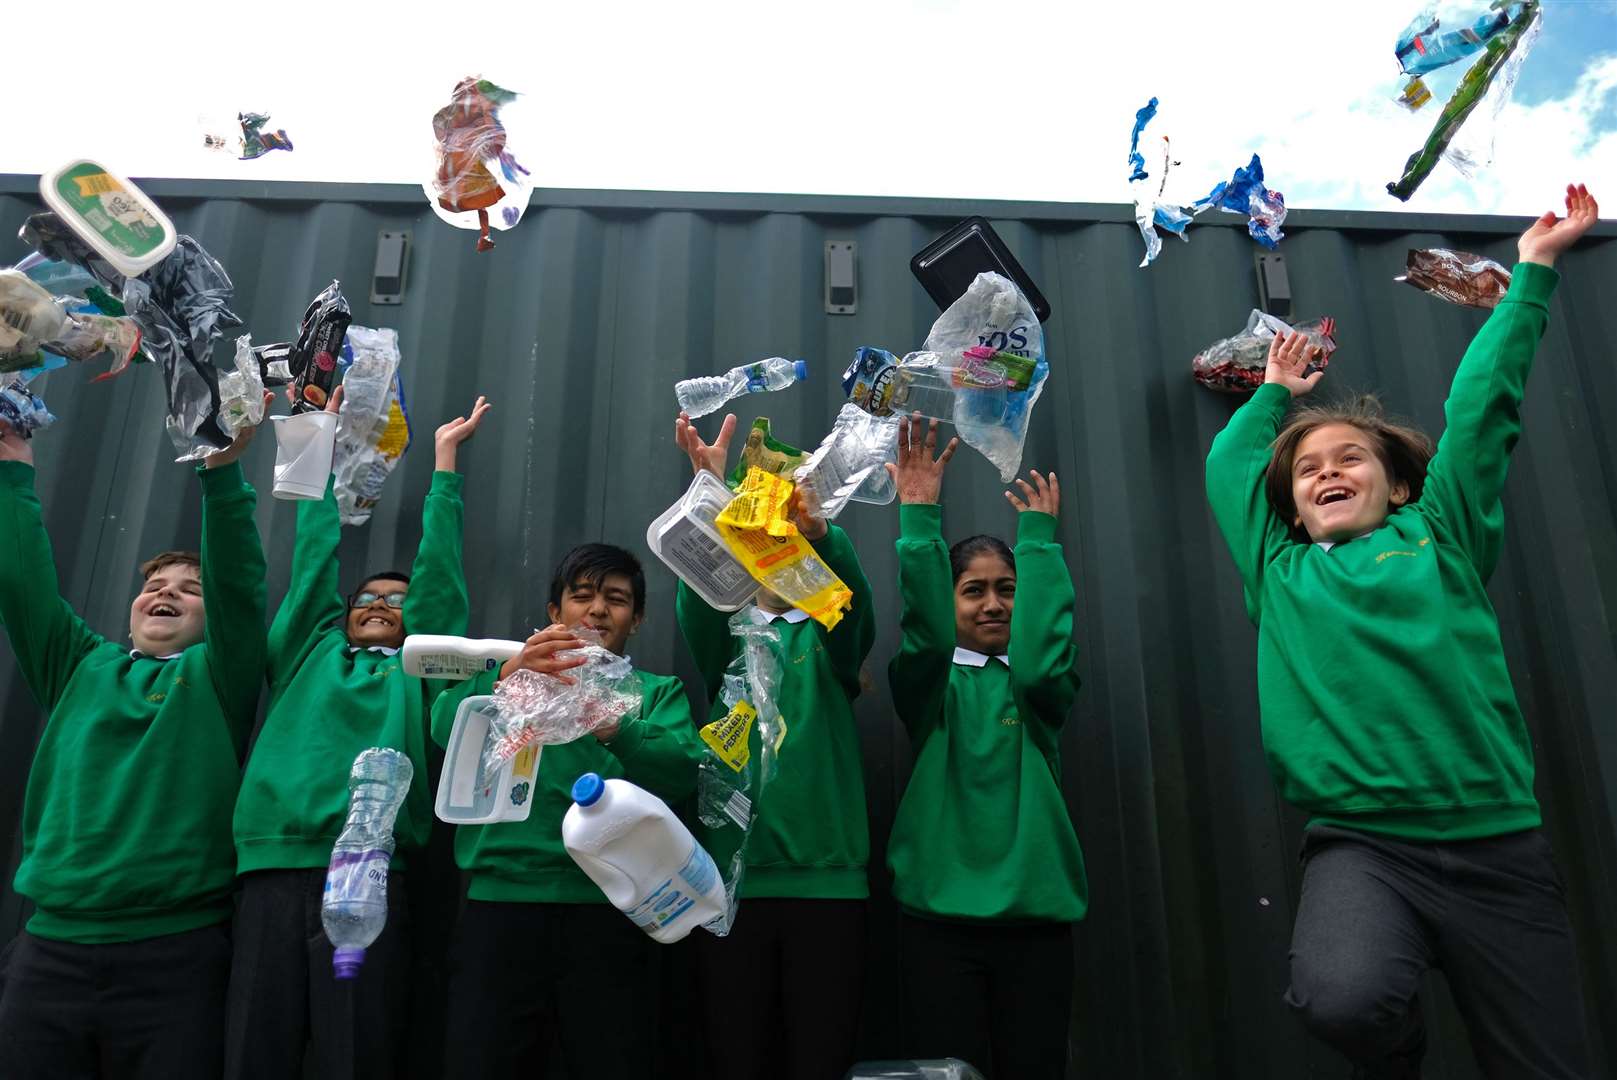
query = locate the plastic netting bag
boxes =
[333,326,412,525]
[482,627,643,773]
[425,78,535,252]
[1192,310,1337,394]
[919,272,1048,483]
[698,613,785,936]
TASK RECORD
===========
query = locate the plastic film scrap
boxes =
[483,627,643,774]
[333,326,412,525]
[426,78,534,252]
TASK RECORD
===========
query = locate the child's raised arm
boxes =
[402,394,492,651]
[888,416,960,738]
[1004,471,1081,725]
[1419,183,1598,577]
[268,386,347,689]
[1204,333,1321,618]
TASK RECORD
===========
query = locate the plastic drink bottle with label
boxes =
[562,773,727,944]
[401,634,525,680]
[675,356,808,419]
[322,748,413,978]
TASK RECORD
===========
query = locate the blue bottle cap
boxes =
[332,946,365,980]
[792,359,809,382]
[572,772,605,807]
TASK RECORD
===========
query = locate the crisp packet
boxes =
[714,468,853,630]
[1396,249,1511,309]
[1193,311,1338,394]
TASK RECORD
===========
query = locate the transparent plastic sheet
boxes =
[698,613,785,936]
[216,335,267,439]
[1396,248,1511,308]
[21,214,244,460]
[714,468,854,630]
[1193,154,1287,249]
[333,326,412,525]
[1441,7,1540,179]
[1192,310,1338,394]
[793,402,900,520]
[919,272,1048,483]
[1387,1,1541,201]
[425,78,534,252]
[482,627,643,774]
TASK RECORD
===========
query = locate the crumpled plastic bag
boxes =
[1126,97,1192,267]
[0,385,54,438]
[1193,155,1287,249]
[714,468,855,630]
[697,613,785,937]
[21,213,244,460]
[482,627,643,773]
[425,77,534,252]
[1387,1,1541,200]
[1396,249,1511,309]
[216,335,267,438]
[203,111,294,160]
[333,326,412,525]
[920,272,1048,483]
[1193,310,1337,394]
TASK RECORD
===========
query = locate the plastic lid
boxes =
[332,946,366,979]
[792,359,809,382]
[572,772,605,807]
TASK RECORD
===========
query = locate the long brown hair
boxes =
[1264,395,1435,541]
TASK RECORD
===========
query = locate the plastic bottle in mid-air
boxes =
[675,356,808,419]
[322,748,413,979]
[562,773,727,944]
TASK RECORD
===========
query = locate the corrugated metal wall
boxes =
[1,175,1613,1078]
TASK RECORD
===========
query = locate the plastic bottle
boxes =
[675,357,808,419]
[843,346,1007,425]
[322,748,413,979]
[562,773,727,944]
[401,634,526,680]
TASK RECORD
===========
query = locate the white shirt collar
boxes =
[953,647,1009,668]
[346,644,401,656]
[1316,530,1374,553]
[129,649,183,661]
[751,606,811,625]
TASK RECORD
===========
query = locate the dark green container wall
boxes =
[0,176,1613,1078]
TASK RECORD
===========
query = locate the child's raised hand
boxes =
[1518,183,1599,268]
[1264,331,1327,398]
[498,623,588,683]
[0,420,34,466]
[886,413,958,505]
[674,411,735,478]
[435,395,492,472]
[205,391,275,469]
[1006,470,1059,517]
[789,486,828,541]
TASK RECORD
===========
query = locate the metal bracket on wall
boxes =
[824,240,857,315]
[372,230,411,306]
[1256,251,1291,319]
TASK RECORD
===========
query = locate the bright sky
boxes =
[4,0,1613,216]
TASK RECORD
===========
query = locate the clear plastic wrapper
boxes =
[333,326,412,525]
[1192,310,1337,394]
[1126,97,1191,267]
[1439,6,1540,180]
[216,335,267,439]
[714,468,854,630]
[21,214,245,460]
[1396,248,1511,308]
[698,613,785,936]
[792,402,900,520]
[918,272,1049,483]
[482,627,643,773]
[1387,1,1540,201]
[1193,155,1287,250]
[1395,4,1522,78]
[425,78,534,252]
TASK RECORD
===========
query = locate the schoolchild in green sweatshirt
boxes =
[223,388,490,1080]
[673,411,877,1080]
[0,397,271,1080]
[1204,184,1599,1078]
[433,542,701,1080]
[885,416,1087,1080]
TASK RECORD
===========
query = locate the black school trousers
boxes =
[223,867,413,1080]
[696,897,868,1080]
[899,912,1074,1080]
[0,921,232,1080]
[1286,824,1593,1079]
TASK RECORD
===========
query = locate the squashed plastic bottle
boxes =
[322,748,413,979]
[675,357,808,419]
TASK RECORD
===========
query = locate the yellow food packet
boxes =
[715,468,853,630]
[700,700,756,772]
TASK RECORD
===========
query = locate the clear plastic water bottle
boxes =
[322,747,413,979]
[675,357,809,419]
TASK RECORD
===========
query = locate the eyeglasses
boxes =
[351,591,407,610]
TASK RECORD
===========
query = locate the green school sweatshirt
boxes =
[232,472,468,873]
[430,665,701,903]
[1204,262,1558,841]
[886,505,1088,923]
[0,461,266,943]
[676,524,876,900]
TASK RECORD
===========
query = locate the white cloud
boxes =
[0,0,1608,216]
